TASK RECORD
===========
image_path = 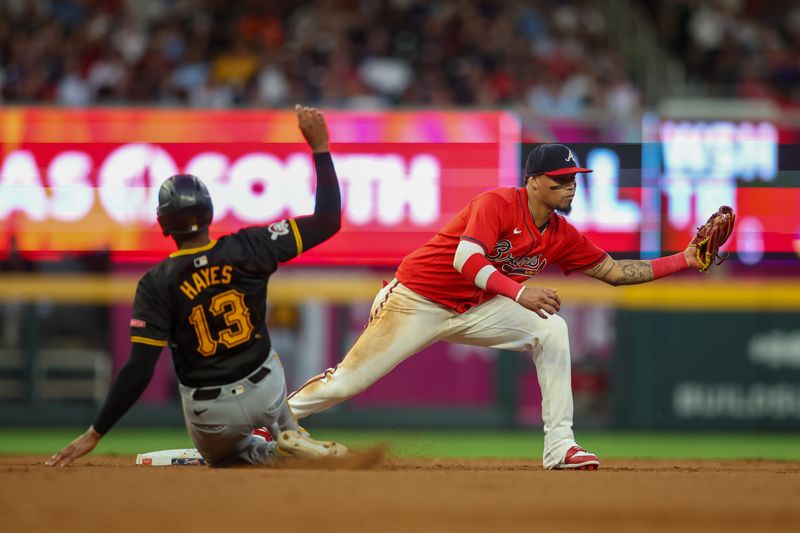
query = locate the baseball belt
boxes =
[192,365,271,401]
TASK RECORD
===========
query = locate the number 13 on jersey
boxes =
[188,289,254,356]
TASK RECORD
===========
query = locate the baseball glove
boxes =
[690,206,736,272]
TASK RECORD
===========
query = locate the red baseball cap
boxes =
[525,143,592,177]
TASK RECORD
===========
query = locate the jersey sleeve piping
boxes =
[131,336,168,347]
[460,235,489,254]
[289,218,304,255]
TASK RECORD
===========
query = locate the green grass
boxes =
[2,428,800,460]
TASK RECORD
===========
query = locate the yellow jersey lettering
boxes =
[181,265,234,300]
[200,268,213,286]
[192,272,208,291]
[180,281,198,300]
[209,266,220,284]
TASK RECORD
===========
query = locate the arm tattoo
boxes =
[598,260,615,280]
[584,256,654,285]
[585,257,615,280]
[615,260,654,285]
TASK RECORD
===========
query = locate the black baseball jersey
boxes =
[130,221,302,387]
[91,152,339,435]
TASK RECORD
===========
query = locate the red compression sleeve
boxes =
[651,253,689,279]
[459,253,525,301]
[486,271,526,301]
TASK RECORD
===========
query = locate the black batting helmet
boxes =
[156,174,214,236]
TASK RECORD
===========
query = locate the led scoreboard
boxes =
[653,116,797,264]
[1,107,796,266]
[0,108,519,264]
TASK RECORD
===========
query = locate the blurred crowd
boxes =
[0,0,641,116]
[650,0,800,103]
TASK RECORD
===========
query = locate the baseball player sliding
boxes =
[288,143,734,470]
[47,106,347,467]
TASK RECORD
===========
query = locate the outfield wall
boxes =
[1,272,798,430]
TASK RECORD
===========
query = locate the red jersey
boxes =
[395,187,606,313]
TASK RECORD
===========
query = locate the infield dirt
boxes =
[2,455,799,532]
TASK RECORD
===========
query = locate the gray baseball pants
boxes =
[179,350,300,466]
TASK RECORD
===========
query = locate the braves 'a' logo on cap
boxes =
[565,148,575,163]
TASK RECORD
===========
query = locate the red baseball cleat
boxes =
[252,427,274,442]
[553,446,600,470]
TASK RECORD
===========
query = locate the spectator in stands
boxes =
[653,0,800,103]
[0,0,642,115]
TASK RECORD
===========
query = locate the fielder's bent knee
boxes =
[543,313,568,336]
[526,311,568,336]
[324,374,367,400]
[527,313,569,353]
[294,367,367,402]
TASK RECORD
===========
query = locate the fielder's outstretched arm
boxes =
[583,245,701,286]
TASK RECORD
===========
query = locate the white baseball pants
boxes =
[288,279,577,469]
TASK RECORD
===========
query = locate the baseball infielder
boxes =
[47,106,347,467]
[289,143,708,470]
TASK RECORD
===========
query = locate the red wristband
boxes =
[652,253,689,279]
[486,271,525,300]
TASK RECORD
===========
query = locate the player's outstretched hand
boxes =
[295,104,329,153]
[516,286,561,319]
[683,244,702,270]
[46,426,102,467]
